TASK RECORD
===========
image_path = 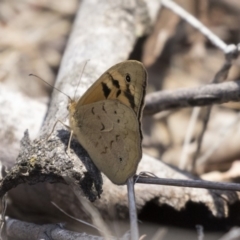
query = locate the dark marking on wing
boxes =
[116,135,120,141]
[101,82,111,98]
[112,79,120,88]
[95,141,98,147]
[101,123,105,131]
[107,72,120,89]
[119,157,123,162]
[117,119,120,123]
[102,104,107,113]
[116,89,121,98]
[101,147,108,154]
[114,110,117,114]
[110,140,114,148]
[91,107,95,115]
[124,85,135,111]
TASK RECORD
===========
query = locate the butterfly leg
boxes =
[47,120,74,156]
[47,120,73,156]
[47,120,70,141]
[66,130,74,155]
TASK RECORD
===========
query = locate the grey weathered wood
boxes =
[144,79,240,115]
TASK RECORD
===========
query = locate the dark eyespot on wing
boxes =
[101,82,111,98]
[116,89,121,98]
[119,157,122,162]
[114,110,117,114]
[125,74,131,83]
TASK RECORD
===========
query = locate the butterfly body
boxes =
[68,60,147,185]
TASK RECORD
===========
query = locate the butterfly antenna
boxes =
[29,74,71,101]
[73,60,90,100]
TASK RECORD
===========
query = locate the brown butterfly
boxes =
[67,60,147,185]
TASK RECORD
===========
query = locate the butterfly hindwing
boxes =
[73,100,141,185]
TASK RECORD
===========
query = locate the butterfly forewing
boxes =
[76,60,146,119]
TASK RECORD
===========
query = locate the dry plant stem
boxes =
[161,0,230,52]
[66,178,113,239]
[144,79,240,115]
[6,218,107,240]
[179,107,201,169]
[51,202,102,233]
[127,177,139,240]
[74,193,112,239]
[191,105,212,172]
[191,51,239,171]
[135,176,240,192]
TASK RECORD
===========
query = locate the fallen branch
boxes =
[144,79,240,115]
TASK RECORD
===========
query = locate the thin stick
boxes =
[162,0,230,52]
[127,177,139,240]
[191,105,212,172]
[135,175,240,192]
[191,50,239,171]
[179,107,200,170]
[144,79,240,115]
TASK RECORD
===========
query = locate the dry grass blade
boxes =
[51,201,102,233]
[64,176,113,239]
